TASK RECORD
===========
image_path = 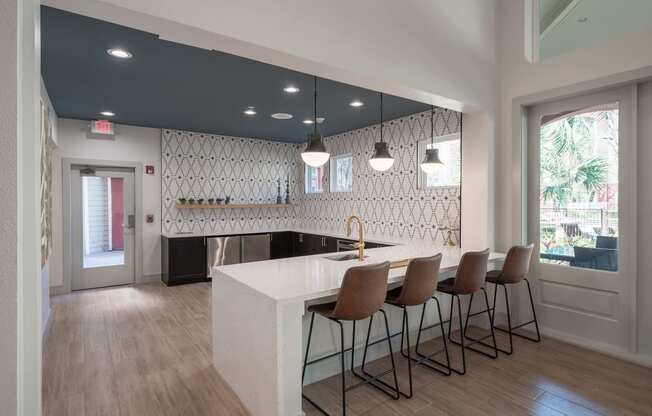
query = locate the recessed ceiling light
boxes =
[107,48,133,59]
[577,16,588,23]
[271,113,293,120]
[243,107,257,116]
[316,117,325,124]
[100,111,115,117]
[350,100,364,108]
[303,119,314,125]
[283,85,300,94]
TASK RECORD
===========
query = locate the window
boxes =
[538,103,619,271]
[304,165,325,194]
[417,133,461,189]
[330,153,352,192]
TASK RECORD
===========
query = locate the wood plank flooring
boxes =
[44,282,652,415]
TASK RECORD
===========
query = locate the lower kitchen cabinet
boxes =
[162,231,392,286]
[161,236,207,286]
[270,231,293,259]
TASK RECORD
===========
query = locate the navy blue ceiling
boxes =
[41,6,430,143]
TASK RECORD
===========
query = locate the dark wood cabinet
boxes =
[270,231,293,259]
[161,236,207,286]
[293,233,329,256]
[162,231,392,286]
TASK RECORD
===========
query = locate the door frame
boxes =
[509,68,652,362]
[526,86,636,351]
[62,158,143,293]
[70,168,136,291]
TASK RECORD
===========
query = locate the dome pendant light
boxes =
[369,93,395,172]
[420,105,443,174]
[301,76,330,167]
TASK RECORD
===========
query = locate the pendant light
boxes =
[368,93,395,171]
[420,105,443,174]
[301,76,330,167]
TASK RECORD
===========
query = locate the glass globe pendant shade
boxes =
[420,147,442,174]
[301,132,330,167]
[368,141,394,171]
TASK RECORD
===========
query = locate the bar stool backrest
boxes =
[454,249,490,294]
[397,254,443,306]
[500,244,534,283]
[331,261,391,321]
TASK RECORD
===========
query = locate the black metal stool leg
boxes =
[339,320,346,416]
[449,290,498,360]
[380,309,400,399]
[302,312,315,383]
[400,307,414,398]
[525,279,542,342]
[446,294,467,375]
[492,279,542,346]
[352,313,400,400]
[433,297,452,374]
[502,283,514,354]
[301,314,340,416]
[462,293,474,339]
[481,287,499,358]
[411,299,452,376]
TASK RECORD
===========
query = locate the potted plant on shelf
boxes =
[188,198,195,205]
[178,198,187,205]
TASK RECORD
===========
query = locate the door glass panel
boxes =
[82,176,125,268]
[539,103,619,271]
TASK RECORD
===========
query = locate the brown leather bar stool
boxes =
[485,243,540,354]
[302,262,399,416]
[381,254,451,398]
[436,249,498,375]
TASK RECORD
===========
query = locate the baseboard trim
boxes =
[50,273,163,295]
[138,273,162,284]
[540,326,652,368]
[49,284,68,296]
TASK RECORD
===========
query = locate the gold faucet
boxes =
[346,215,365,261]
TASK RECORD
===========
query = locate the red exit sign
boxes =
[91,119,114,135]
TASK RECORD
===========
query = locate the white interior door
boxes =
[527,85,636,352]
[71,166,135,290]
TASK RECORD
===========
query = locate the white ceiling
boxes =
[540,0,652,60]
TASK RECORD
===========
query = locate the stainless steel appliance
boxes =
[241,234,271,263]
[207,234,270,276]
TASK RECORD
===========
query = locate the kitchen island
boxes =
[212,243,504,416]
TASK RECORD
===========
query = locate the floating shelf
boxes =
[176,203,294,209]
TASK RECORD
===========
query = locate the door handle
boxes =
[126,214,135,229]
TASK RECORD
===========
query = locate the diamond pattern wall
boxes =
[162,131,302,235]
[296,108,461,245]
[161,108,461,245]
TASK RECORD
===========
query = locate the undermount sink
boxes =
[325,253,368,261]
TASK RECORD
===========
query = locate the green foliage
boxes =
[540,111,612,207]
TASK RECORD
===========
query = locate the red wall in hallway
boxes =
[111,178,124,250]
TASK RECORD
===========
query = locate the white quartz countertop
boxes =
[212,244,505,303]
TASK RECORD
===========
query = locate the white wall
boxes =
[51,118,161,289]
[495,0,652,363]
[0,0,19,413]
[636,81,652,356]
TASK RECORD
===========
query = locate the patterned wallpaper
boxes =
[161,108,461,245]
[161,131,301,235]
[297,109,461,244]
